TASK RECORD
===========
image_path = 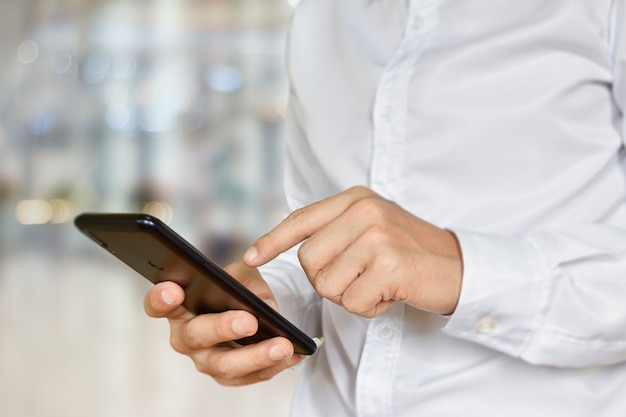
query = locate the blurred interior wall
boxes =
[0,0,37,82]
[0,1,302,416]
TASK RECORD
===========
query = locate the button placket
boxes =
[375,105,398,128]
[356,304,405,417]
[369,0,440,204]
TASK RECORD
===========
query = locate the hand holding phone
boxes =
[145,273,306,386]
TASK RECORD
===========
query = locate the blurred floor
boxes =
[0,246,301,417]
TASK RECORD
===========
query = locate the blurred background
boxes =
[0,0,304,416]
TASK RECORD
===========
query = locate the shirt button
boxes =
[377,323,394,340]
[475,317,496,334]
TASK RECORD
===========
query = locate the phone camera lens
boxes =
[148,260,165,271]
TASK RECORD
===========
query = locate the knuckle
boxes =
[365,225,390,245]
[193,358,211,375]
[313,275,337,298]
[373,252,400,273]
[214,377,239,387]
[349,197,388,223]
[297,242,312,266]
[212,357,238,380]
[345,300,372,317]
[341,293,363,315]
[355,194,382,211]
[297,241,323,272]
[308,265,337,297]
[287,207,309,228]
[310,279,327,298]
[181,320,205,350]
[169,334,187,355]
[342,300,366,316]
[193,356,220,378]
[346,185,372,197]
[360,309,378,319]
[341,286,377,317]
[255,367,278,383]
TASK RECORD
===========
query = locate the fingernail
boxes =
[232,318,250,336]
[243,246,258,263]
[269,344,290,361]
[161,287,176,305]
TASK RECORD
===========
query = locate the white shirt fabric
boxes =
[260,0,626,416]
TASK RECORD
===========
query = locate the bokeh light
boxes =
[17,39,39,64]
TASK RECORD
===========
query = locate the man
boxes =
[145,1,626,415]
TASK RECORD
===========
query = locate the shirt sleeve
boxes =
[258,245,323,339]
[256,100,324,339]
[444,227,626,367]
[443,1,626,368]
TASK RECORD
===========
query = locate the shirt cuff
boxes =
[442,229,549,358]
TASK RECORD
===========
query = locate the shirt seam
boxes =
[606,0,618,68]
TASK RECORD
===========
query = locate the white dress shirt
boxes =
[260,0,626,415]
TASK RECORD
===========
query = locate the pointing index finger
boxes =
[243,186,373,267]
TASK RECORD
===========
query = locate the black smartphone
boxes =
[75,212,318,355]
